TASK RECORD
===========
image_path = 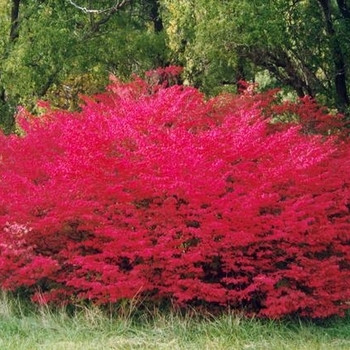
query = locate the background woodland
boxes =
[1,0,350,132]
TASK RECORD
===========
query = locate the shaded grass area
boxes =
[0,292,349,349]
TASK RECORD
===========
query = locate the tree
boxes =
[0,0,168,132]
[317,0,349,112]
[0,0,20,132]
[160,0,350,114]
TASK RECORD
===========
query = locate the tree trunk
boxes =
[10,0,21,42]
[0,0,21,132]
[149,0,163,32]
[318,0,349,112]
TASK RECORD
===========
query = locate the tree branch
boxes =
[67,0,130,14]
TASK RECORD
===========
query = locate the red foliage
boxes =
[0,70,349,318]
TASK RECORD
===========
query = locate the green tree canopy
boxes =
[161,0,350,113]
[0,0,168,132]
[1,0,350,132]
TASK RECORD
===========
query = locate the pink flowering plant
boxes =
[0,67,349,318]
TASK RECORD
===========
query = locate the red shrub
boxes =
[0,70,349,318]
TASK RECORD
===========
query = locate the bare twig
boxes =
[67,0,129,14]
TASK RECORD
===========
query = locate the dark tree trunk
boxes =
[149,0,163,32]
[0,0,21,132]
[10,0,21,42]
[318,0,349,112]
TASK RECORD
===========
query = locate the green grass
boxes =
[0,292,349,350]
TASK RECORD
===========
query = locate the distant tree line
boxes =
[1,0,349,132]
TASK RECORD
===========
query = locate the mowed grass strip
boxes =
[0,292,349,350]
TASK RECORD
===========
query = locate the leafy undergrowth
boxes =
[0,67,349,319]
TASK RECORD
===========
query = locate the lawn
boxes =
[0,292,349,350]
